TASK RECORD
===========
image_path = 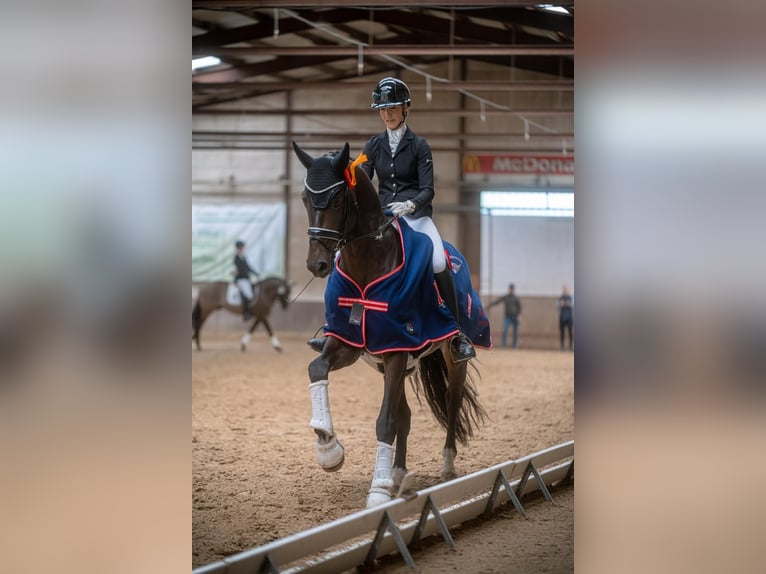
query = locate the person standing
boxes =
[233,240,260,321]
[489,283,522,348]
[360,76,475,363]
[558,285,574,350]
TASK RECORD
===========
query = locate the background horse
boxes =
[293,141,486,508]
[192,277,291,352]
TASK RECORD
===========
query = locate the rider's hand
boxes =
[388,200,416,217]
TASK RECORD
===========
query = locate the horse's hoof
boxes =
[316,436,345,471]
[440,470,458,482]
[366,488,392,508]
[240,344,246,352]
[273,346,283,353]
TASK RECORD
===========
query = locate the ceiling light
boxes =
[538,4,570,15]
[192,56,221,71]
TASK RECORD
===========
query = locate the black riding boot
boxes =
[241,296,253,321]
[307,337,325,352]
[434,270,476,363]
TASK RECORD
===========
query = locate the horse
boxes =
[293,141,488,508]
[192,276,291,352]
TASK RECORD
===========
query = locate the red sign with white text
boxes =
[463,154,574,175]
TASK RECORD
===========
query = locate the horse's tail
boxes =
[412,350,487,446]
[192,300,202,337]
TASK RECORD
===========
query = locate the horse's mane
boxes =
[350,164,385,220]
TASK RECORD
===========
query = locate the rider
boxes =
[362,77,475,362]
[233,240,260,321]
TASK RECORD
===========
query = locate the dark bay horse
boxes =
[192,277,291,352]
[293,141,486,508]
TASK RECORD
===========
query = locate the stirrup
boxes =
[307,337,326,353]
[450,333,476,363]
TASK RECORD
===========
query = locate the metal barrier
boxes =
[194,440,574,574]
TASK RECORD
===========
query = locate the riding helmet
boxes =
[235,240,245,249]
[370,77,412,109]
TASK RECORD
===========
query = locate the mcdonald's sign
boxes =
[463,154,574,175]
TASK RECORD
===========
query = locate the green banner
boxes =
[192,203,285,282]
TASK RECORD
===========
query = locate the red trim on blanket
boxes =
[324,329,460,354]
[337,297,389,312]
[334,219,406,297]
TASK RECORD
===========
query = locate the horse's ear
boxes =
[331,142,350,174]
[292,141,314,169]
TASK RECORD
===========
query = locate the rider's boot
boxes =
[307,337,326,353]
[241,295,253,321]
[434,270,476,363]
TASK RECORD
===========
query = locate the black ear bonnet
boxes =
[304,153,347,210]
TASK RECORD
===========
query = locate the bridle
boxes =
[305,178,353,254]
[304,176,396,256]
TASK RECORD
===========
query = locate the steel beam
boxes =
[201,45,574,57]
[192,108,573,117]
[193,1,549,7]
[192,130,575,140]
[192,80,574,92]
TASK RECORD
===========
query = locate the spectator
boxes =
[558,285,574,350]
[489,283,522,348]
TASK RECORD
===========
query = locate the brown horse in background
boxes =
[192,277,291,352]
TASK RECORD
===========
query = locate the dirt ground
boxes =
[192,331,574,572]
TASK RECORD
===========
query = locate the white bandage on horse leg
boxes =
[309,380,333,435]
[240,333,251,345]
[271,335,281,349]
[366,441,394,507]
[371,441,394,489]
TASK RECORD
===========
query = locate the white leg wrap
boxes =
[271,335,281,349]
[366,441,394,507]
[309,380,344,470]
[240,333,251,345]
[309,380,333,435]
[441,447,457,481]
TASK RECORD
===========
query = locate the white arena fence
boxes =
[193,440,574,574]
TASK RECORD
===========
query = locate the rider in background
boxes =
[234,240,260,321]
[360,77,475,363]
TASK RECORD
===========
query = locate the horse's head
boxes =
[293,142,355,278]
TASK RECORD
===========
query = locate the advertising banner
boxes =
[192,203,285,282]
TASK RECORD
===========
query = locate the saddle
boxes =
[226,282,260,306]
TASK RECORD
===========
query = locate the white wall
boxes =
[480,214,574,297]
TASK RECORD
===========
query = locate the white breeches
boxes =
[401,215,447,273]
[236,278,253,299]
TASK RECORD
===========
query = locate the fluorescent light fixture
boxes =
[192,56,221,70]
[537,4,570,15]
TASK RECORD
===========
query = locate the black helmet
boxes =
[235,240,245,249]
[370,77,412,109]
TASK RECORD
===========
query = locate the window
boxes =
[480,190,574,217]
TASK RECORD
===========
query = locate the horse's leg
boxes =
[260,318,282,352]
[192,302,202,350]
[193,301,213,351]
[392,384,411,493]
[367,352,408,508]
[441,351,468,481]
[240,318,260,351]
[308,337,360,472]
